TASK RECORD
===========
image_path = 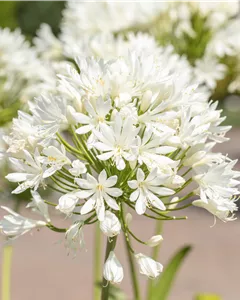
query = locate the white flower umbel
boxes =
[76,170,122,221]
[100,211,121,237]
[0,206,46,239]
[103,251,124,284]
[135,253,163,279]
[2,49,239,287]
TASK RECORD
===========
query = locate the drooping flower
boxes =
[0,206,46,239]
[103,251,124,284]
[135,253,163,278]
[100,211,121,237]
[65,221,85,253]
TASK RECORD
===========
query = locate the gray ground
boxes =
[0,128,239,300]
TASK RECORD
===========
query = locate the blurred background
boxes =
[0,2,240,300]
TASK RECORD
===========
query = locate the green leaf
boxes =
[152,245,192,300]
[0,2,18,29]
[195,294,222,300]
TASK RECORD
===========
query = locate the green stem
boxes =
[1,245,13,300]
[94,224,102,300]
[101,236,118,300]
[123,236,141,300]
[121,204,141,300]
[146,220,163,300]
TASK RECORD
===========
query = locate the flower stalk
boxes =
[101,236,118,300]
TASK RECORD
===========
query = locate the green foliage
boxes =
[0,1,65,37]
[0,2,18,29]
[17,1,65,37]
[151,246,192,300]
[195,294,222,300]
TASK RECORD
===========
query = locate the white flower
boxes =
[135,253,163,278]
[103,251,124,284]
[30,95,68,137]
[194,56,227,90]
[73,97,111,135]
[194,160,240,203]
[146,235,163,247]
[93,115,139,170]
[65,222,85,253]
[128,168,174,215]
[100,211,121,237]
[133,128,177,169]
[56,192,81,216]
[34,23,63,61]
[69,160,87,177]
[76,170,123,221]
[193,196,238,222]
[6,149,45,194]
[39,145,71,178]
[0,206,46,239]
[27,190,50,222]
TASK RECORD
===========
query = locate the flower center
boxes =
[97,184,104,191]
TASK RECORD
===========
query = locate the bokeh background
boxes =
[0,2,240,300]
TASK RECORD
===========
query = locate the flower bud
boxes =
[103,251,123,284]
[56,193,79,215]
[140,90,152,112]
[135,253,163,278]
[69,160,87,176]
[125,213,132,226]
[100,211,121,237]
[146,235,163,247]
[168,197,179,210]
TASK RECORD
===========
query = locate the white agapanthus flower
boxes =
[5,149,46,194]
[194,56,227,89]
[128,168,174,215]
[65,221,85,253]
[0,206,46,239]
[39,145,71,178]
[103,251,124,284]
[1,48,239,286]
[76,170,123,221]
[27,190,50,222]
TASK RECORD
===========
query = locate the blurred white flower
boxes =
[0,206,46,239]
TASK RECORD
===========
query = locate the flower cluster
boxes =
[34,1,240,96]
[0,27,58,125]
[1,45,239,283]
